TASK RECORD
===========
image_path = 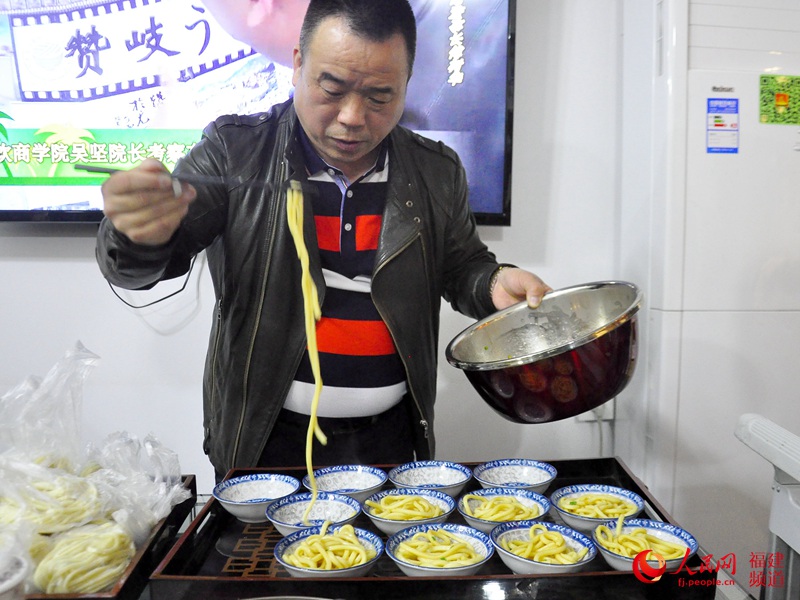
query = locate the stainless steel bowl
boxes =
[445,281,642,424]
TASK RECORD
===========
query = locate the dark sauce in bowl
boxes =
[463,317,637,424]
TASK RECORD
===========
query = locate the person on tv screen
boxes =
[201,0,310,68]
[95,0,550,479]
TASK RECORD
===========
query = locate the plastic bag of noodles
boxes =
[0,343,191,594]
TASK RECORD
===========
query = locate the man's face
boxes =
[292,17,409,180]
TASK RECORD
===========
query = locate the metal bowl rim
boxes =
[445,280,643,372]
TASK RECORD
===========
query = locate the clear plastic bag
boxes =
[0,341,98,470]
[0,342,192,592]
[85,431,191,545]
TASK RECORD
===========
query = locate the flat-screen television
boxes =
[0,0,514,225]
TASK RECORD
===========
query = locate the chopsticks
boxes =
[73,164,259,189]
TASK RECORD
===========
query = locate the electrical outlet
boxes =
[576,399,616,422]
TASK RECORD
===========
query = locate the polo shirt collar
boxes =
[297,125,388,181]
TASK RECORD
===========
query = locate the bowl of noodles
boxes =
[490,520,596,575]
[592,518,698,572]
[385,523,494,577]
[457,487,550,534]
[274,523,383,578]
[550,484,643,532]
[363,488,456,535]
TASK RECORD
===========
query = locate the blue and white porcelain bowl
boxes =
[593,518,698,572]
[274,524,384,578]
[457,487,551,534]
[266,492,361,536]
[472,459,557,494]
[491,520,597,575]
[386,522,494,577]
[550,484,644,532]
[302,464,387,504]
[363,487,456,535]
[213,473,301,523]
[388,460,472,497]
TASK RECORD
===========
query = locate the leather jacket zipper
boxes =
[230,161,286,466]
[373,231,430,441]
[207,295,224,445]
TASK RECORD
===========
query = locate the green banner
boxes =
[0,125,201,182]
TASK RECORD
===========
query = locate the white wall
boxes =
[0,227,214,489]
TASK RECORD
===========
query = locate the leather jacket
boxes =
[96,99,500,475]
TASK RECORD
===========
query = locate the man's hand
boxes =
[101,158,196,246]
[491,267,552,310]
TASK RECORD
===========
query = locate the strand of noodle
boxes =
[286,182,326,524]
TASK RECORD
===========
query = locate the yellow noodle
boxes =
[462,494,540,521]
[501,523,588,565]
[558,492,636,519]
[33,521,136,594]
[0,474,101,534]
[395,529,482,568]
[594,516,688,560]
[286,182,326,524]
[282,523,375,570]
[365,495,444,520]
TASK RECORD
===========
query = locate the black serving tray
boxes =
[25,475,197,600]
[150,459,717,599]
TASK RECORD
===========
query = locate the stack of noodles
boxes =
[0,435,190,594]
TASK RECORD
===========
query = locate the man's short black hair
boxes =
[299,0,417,78]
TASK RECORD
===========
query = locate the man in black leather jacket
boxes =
[95,0,550,478]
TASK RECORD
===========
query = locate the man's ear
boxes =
[246,0,275,27]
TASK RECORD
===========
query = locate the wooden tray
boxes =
[25,475,197,600]
[150,460,717,599]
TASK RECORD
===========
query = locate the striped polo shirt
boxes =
[283,131,408,418]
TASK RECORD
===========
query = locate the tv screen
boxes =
[0,0,514,225]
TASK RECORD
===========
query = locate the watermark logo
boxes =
[629,549,786,590]
[632,551,666,583]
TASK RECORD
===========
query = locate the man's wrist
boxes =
[489,265,510,296]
